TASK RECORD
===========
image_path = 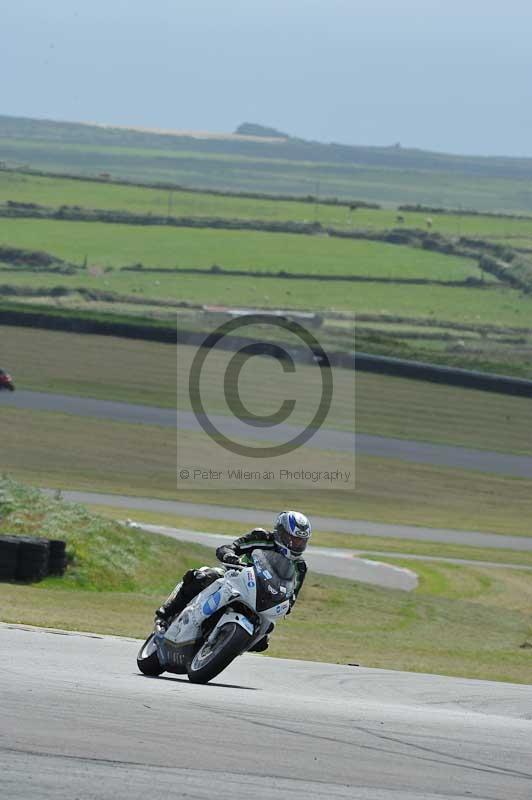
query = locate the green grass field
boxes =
[3,215,532,331]
[1,169,531,375]
[0,217,481,280]
[5,268,530,328]
[1,479,530,683]
[2,170,532,244]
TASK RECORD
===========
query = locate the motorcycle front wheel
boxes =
[137,633,164,676]
[187,622,252,684]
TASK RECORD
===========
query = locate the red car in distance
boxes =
[0,369,15,391]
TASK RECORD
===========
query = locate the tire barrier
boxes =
[48,539,68,576]
[0,535,67,582]
[0,536,20,581]
[15,537,50,581]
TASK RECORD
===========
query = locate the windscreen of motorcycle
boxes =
[251,549,296,612]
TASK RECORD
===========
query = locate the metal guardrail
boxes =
[352,352,532,398]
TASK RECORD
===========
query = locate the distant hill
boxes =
[235,122,289,139]
[3,114,532,179]
[2,114,532,211]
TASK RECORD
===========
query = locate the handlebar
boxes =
[222,561,246,571]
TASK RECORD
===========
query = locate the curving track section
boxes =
[136,523,419,590]
[1,624,531,799]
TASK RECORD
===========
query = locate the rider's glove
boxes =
[223,552,242,566]
[154,608,169,632]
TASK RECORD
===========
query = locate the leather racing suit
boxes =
[155,528,307,651]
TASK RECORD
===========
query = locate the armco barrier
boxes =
[1,306,531,398]
[352,352,532,398]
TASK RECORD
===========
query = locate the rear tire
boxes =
[187,622,252,684]
[137,633,164,676]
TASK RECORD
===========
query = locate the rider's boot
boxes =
[248,624,274,653]
[248,635,269,652]
[154,566,225,628]
[155,580,186,628]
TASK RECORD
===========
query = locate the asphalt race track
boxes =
[1,625,531,800]
[53,489,532,552]
[5,390,532,478]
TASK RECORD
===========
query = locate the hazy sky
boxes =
[2,0,531,156]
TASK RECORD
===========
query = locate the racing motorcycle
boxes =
[0,370,15,391]
[137,549,295,684]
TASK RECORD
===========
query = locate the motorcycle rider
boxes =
[154,511,311,652]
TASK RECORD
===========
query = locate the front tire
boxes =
[187,622,252,684]
[137,633,164,676]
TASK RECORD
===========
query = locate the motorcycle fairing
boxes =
[163,568,257,649]
[251,550,296,612]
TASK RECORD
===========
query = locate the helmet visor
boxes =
[281,530,309,555]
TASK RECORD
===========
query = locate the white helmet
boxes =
[274,511,312,559]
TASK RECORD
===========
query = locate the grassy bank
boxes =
[0,478,210,593]
[1,478,530,683]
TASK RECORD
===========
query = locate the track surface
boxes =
[56,489,532,551]
[1,625,531,800]
[5,390,532,477]
[134,523,532,577]
[136,524,419,590]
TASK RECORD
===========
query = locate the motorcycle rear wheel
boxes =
[137,633,164,676]
[187,622,251,684]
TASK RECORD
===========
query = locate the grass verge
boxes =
[3,403,532,535]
